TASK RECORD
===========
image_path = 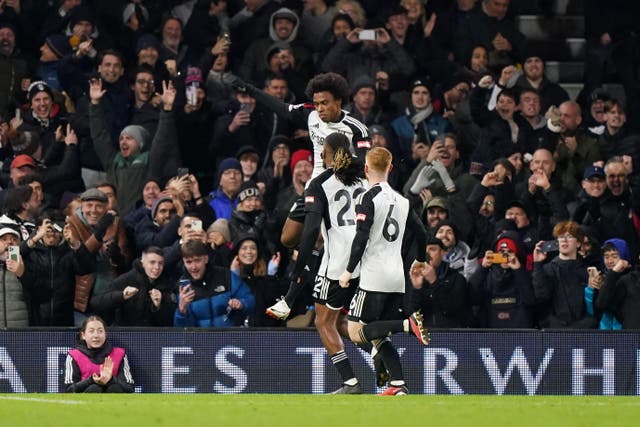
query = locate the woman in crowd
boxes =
[231,233,287,327]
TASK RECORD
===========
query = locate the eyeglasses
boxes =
[557,234,577,241]
[135,78,155,86]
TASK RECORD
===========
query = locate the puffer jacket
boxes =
[19,239,95,326]
[0,264,29,327]
[174,266,255,327]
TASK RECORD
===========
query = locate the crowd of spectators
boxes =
[0,0,639,330]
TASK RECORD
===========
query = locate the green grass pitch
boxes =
[2,394,639,427]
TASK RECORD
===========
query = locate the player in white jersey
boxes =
[236,72,371,179]
[267,133,368,393]
[234,73,371,249]
[338,147,430,396]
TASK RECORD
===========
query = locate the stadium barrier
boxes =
[1,329,638,394]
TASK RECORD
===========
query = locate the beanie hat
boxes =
[290,149,312,172]
[69,5,96,28]
[27,81,54,102]
[10,131,40,156]
[0,21,17,36]
[233,232,260,254]
[218,157,242,179]
[151,195,173,221]
[208,218,230,242]
[238,181,261,203]
[435,219,458,241]
[46,34,72,58]
[602,238,632,263]
[351,75,376,95]
[236,145,260,162]
[496,237,518,255]
[135,33,160,54]
[120,125,149,151]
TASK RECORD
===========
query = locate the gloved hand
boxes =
[93,213,115,241]
[230,76,248,94]
[105,241,126,273]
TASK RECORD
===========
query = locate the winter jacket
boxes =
[0,263,29,327]
[469,263,536,328]
[90,260,176,326]
[19,239,95,326]
[532,257,595,328]
[411,262,470,328]
[64,340,134,393]
[174,266,255,327]
[90,101,180,215]
[595,269,640,329]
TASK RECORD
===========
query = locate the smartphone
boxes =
[15,108,20,121]
[186,84,197,106]
[190,220,202,232]
[358,29,377,41]
[587,267,599,276]
[239,103,250,112]
[540,240,559,253]
[222,32,231,43]
[179,279,191,289]
[177,167,189,177]
[52,223,64,233]
[488,252,508,264]
[8,245,19,262]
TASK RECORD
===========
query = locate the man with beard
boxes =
[134,194,180,253]
[547,101,602,195]
[515,53,569,113]
[0,22,29,119]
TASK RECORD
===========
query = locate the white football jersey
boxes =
[305,169,367,280]
[355,182,410,293]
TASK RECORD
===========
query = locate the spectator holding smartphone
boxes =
[19,210,95,326]
[64,315,135,393]
[469,231,535,328]
[175,240,255,327]
[532,220,594,328]
[594,238,638,329]
[0,215,28,327]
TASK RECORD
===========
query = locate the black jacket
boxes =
[411,262,470,328]
[469,262,535,328]
[19,240,95,326]
[596,268,640,329]
[90,259,177,326]
[532,257,595,328]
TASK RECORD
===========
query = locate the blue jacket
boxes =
[208,188,238,220]
[174,266,255,327]
[390,111,450,161]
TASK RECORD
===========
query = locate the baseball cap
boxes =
[583,165,605,180]
[10,154,36,169]
[426,197,448,211]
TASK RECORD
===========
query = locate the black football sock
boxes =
[377,339,404,383]
[331,350,357,385]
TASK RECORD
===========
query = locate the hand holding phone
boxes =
[540,240,559,253]
[8,245,19,262]
[358,29,376,41]
[190,220,202,232]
